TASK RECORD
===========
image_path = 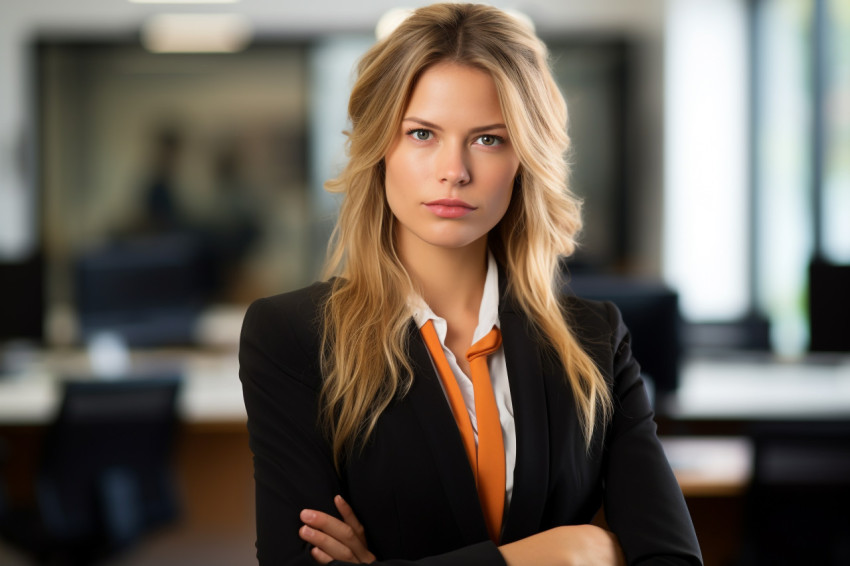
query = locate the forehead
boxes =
[404,62,504,124]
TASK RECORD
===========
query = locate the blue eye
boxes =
[476,134,504,146]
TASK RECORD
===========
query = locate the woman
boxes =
[239,4,702,565]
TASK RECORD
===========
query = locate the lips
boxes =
[424,198,477,219]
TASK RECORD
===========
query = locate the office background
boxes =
[0,0,846,353]
[1,0,849,565]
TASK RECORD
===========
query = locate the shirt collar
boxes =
[408,252,500,343]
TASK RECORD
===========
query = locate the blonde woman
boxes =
[239,4,702,565]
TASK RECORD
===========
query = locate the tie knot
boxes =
[466,327,502,362]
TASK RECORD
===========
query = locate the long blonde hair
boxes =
[322,3,612,468]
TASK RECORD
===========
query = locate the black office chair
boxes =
[0,376,181,565]
[564,274,683,399]
[75,236,211,348]
[809,258,850,352]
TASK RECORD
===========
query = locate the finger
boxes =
[334,495,366,537]
[300,508,354,542]
[301,507,374,563]
[299,524,357,563]
[333,497,376,562]
[310,545,334,565]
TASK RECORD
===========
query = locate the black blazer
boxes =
[239,280,702,566]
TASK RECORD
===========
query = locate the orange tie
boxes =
[420,320,505,543]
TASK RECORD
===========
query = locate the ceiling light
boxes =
[141,13,252,53]
[130,0,241,4]
[375,7,413,40]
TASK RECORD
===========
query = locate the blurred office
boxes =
[0,0,848,565]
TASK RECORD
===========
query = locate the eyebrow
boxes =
[403,116,507,135]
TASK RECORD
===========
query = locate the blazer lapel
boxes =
[402,284,556,544]
[499,293,551,543]
[405,321,491,543]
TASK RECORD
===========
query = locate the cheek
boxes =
[385,148,414,196]
[492,164,519,213]
[496,186,514,220]
[385,150,435,223]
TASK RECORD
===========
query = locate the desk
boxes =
[0,348,245,425]
[662,355,850,420]
[660,436,752,497]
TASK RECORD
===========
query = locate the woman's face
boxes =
[384,62,520,258]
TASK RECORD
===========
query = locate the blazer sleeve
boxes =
[239,292,507,566]
[597,301,702,566]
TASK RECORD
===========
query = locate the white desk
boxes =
[0,348,245,425]
[662,355,850,420]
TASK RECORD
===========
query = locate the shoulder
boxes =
[560,295,626,346]
[242,280,333,334]
[239,281,334,389]
[558,295,631,381]
[500,285,627,363]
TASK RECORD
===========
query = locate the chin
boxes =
[422,231,488,251]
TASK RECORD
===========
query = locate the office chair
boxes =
[564,274,683,399]
[809,258,850,352]
[0,376,182,565]
[75,236,210,348]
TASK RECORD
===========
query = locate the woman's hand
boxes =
[299,495,376,564]
[499,524,625,566]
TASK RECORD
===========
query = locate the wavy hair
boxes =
[321,2,612,468]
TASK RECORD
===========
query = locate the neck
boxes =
[401,239,488,320]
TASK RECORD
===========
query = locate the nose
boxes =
[437,142,470,186]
